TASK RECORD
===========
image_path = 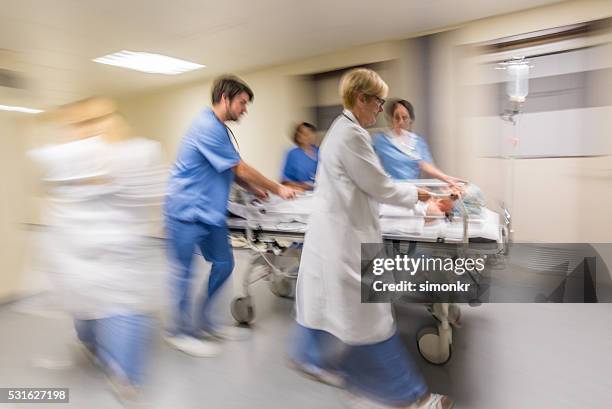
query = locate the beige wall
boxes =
[0,113,31,300]
[458,0,612,44]
[426,0,612,242]
[0,111,65,299]
[118,38,434,179]
[118,41,411,178]
[117,0,612,243]
[119,73,313,179]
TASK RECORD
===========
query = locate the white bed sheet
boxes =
[228,196,501,242]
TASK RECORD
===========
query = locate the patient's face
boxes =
[425,198,455,224]
[425,200,444,222]
[436,197,455,214]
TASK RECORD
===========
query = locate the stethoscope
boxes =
[342,112,355,124]
[225,125,240,152]
[220,98,241,152]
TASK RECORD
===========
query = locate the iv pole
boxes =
[498,57,531,244]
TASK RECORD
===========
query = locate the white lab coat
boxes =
[27,136,166,319]
[295,110,419,345]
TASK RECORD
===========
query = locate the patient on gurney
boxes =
[228,182,486,227]
[433,183,482,217]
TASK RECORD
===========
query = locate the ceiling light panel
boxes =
[0,104,44,114]
[93,50,205,75]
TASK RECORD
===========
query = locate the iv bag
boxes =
[506,63,530,103]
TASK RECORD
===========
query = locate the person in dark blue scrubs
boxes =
[164,76,297,357]
[281,122,319,191]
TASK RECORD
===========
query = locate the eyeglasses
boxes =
[366,94,386,109]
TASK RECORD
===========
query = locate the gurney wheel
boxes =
[231,296,255,325]
[416,326,452,365]
[270,276,295,299]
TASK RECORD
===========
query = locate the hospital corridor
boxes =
[1,1,612,408]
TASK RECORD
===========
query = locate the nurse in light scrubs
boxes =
[373,99,463,187]
[291,69,454,409]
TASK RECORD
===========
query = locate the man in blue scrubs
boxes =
[281,122,319,191]
[165,75,297,357]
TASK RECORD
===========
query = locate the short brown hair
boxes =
[211,75,254,104]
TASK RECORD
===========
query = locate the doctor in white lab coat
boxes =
[291,68,453,409]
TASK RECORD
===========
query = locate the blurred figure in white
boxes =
[27,97,166,401]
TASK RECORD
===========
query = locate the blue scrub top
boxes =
[165,108,241,226]
[372,131,432,180]
[281,145,319,184]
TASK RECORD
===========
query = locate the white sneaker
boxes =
[410,393,454,409]
[206,325,252,341]
[345,392,453,409]
[164,335,221,357]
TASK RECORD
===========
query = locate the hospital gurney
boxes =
[227,180,510,365]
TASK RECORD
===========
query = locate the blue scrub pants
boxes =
[289,324,428,406]
[166,218,234,336]
[75,314,154,387]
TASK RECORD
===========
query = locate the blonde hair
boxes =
[339,68,388,109]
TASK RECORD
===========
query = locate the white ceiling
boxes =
[0,0,562,108]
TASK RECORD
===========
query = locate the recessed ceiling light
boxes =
[0,104,43,114]
[93,50,205,75]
